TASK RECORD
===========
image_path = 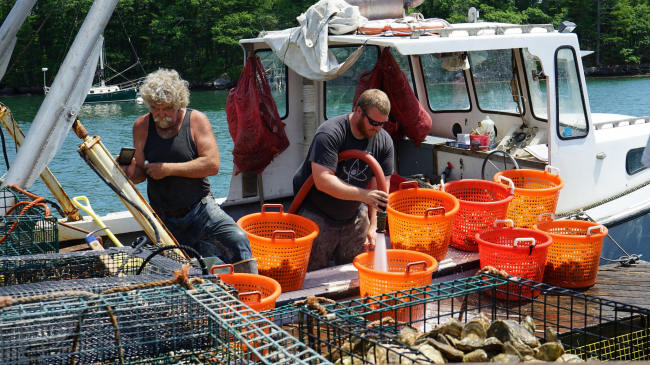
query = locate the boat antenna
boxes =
[116,9,146,76]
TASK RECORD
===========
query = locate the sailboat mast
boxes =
[99,38,105,87]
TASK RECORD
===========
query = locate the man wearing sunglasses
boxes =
[293,89,394,272]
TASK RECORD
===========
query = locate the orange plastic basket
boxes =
[387,181,459,261]
[237,204,319,293]
[211,264,282,312]
[353,249,437,323]
[493,166,564,228]
[443,178,514,251]
[476,219,553,299]
[533,214,608,288]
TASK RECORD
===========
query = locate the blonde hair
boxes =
[139,69,190,109]
[356,89,390,115]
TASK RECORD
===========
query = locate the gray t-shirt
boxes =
[293,114,394,225]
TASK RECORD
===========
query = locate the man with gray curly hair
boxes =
[119,69,256,273]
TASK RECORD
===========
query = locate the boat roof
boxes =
[242,22,580,56]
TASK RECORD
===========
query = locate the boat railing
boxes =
[115,77,146,90]
[593,116,650,130]
[436,23,554,37]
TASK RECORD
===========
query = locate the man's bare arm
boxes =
[311,162,388,210]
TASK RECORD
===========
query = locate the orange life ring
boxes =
[358,14,450,37]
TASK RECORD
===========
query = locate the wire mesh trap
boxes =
[0,247,204,287]
[265,275,650,363]
[0,187,58,257]
[0,279,328,365]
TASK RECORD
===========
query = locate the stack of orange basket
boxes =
[494,166,564,228]
[533,213,608,288]
[443,177,514,251]
[386,181,459,261]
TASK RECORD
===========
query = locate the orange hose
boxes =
[0,185,51,245]
[288,150,387,214]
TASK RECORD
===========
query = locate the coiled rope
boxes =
[0,185,51,245]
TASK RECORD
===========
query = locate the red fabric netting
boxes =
[353,48,432,146]
[226,55,290,175]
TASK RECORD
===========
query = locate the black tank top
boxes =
[144,109,211,211]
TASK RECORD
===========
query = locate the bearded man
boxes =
[292,89,394,271]
[119,69,256,273]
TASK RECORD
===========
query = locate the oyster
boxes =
[422,338,465,362]
[387,346,418,364]
[490,354,521,363]
[444,318,464,339]
[480,337,504,352]
[502,341,523,359]
[522,355,545,362]
[535,342,564,361]
[436,333,452,346]
[476,313,492,331]
[556,354,584,363]
[487,320,539,355]
[521,316,536,334]
[365,345,387,364]
[456,321,488,351]
[397,326,423,346]
[418,344,446,364]
[545,326,560,344]
[463,349,488,362]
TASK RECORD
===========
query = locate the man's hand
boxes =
[116,156,137,179]
[145,162,167,179]
[366,229,377,251]
[361,189,388,211]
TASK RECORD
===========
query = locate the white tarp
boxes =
[263,0,367,81]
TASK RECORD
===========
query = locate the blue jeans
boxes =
[160,195,252,265]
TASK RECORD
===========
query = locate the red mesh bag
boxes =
[353,48,432,146]
[226,55,290,175]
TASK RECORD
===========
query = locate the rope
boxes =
[575,211,642,267]
[0,185,51,245]
[556,178,650,218]
[115,9,147,76]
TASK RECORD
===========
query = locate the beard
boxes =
[154,116,174,128]
[356,117,379,139]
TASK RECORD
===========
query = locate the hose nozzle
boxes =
[376,210,387,233]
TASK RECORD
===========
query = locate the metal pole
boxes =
[0,0,38,81]
[2,0,119,189]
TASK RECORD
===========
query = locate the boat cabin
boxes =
[227,20,650,224]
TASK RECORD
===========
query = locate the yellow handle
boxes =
[72,196,122,247]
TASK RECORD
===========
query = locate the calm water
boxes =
[0,76,648,221]
[0,90,233,216]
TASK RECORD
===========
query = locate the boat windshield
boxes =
[522,49,548,121]
[469,49,524,115]
[556,47,588,139]
[421,53,471,112]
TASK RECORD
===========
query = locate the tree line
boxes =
[1,0,649,89]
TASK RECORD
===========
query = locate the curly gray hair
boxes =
[139,69,190,110]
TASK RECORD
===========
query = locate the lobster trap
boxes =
[265,275,650,363]
[0,187,58,256]
[0,279,328,364]
[0,247,206,287]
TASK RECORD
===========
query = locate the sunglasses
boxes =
[361,108,389,127]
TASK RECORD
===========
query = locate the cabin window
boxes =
[420,53,470,111]
[522,49,548,121]
[325,46,379,119]
[555,47,588,139]
[626,148,647,175]
[256,50,288,119]
[469,49,524,115]
[390,48,415,93]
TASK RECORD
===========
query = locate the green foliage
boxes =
[2,0,650,88]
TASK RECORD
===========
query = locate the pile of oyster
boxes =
[330,314,591,364]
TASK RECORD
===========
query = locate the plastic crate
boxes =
[268,275,650,363]
[0,187,58,256]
